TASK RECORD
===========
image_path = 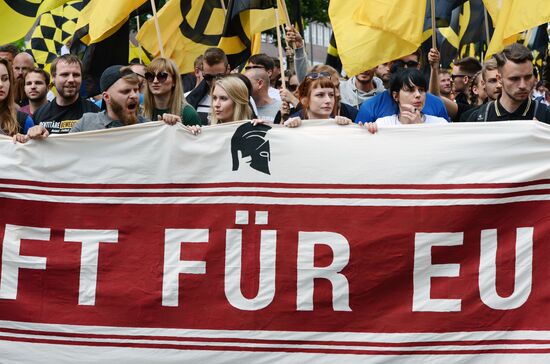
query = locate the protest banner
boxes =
[1,121,550,363]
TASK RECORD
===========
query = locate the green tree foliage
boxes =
[295,0,329,24]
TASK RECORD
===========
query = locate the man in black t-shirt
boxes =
[466,44,550,124]
[33,55,99,134]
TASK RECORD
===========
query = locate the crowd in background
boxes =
[0,25,549,143]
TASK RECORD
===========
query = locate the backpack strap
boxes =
[483,101,494,122]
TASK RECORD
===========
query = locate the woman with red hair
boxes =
[284,72,352,127]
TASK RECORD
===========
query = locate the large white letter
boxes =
[162,229,209,307]
[64,229,118,306]
[224,229,276,310]
[479,228,533,310]
[413,232,463,312]
[0,224,50,299]
[296,232,351,311]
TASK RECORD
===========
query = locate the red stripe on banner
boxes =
[2,187,550,200]
[1,178,550,191]
[2,327,550,348]
[3,334,550,356]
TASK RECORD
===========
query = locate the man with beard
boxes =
[12,52,35,106]
[20,68,50,116]
[466,44,550,123]
[25,65,181,139]
[33,55,100,134]
[375,63,391,89]
[340,68,385,109]
[438,70,453,99]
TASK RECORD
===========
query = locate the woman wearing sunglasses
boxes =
[143,57,201,126]
[283,71,352,127]
[0,58,33,141]
[363,68,447,133]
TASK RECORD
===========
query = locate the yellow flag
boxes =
[485,0,550,58]
[137,0,227,74]
[330,0,426,76]
[0,0,72,44]
[75,0,146,44]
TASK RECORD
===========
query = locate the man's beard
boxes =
[111,98,138,125]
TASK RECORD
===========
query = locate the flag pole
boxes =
[430,0,437,49]
[136,15,143,64]
[483,6,491,53]
[219,0,226,14]
[279,0,292,29]
[150,0,165,58]
[274,1,287,90]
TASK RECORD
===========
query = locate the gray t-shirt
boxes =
[256,99,282,123]
[70,111,148,133]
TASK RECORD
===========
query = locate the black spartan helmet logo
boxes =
[231,123,272,175]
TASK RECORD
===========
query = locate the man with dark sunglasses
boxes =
[355,50,449,124]
[186,47,230,125]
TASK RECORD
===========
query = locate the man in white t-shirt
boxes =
[245,54,281,101]
[244,68,282,122]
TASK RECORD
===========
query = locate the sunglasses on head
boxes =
[203,73,226,82]
[305,71,331,80]
[144,71,169,83]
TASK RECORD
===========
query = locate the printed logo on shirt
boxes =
[41,120,79,134]
[231,122,272,175]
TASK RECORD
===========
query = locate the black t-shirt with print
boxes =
[33,97,100,134]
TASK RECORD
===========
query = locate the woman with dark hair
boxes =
[283,71,352,127]
[371,68,448,128]
[0,58,33,139]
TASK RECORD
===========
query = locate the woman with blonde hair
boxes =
[0,58,33,138]
[143,57,201,125]
[210,75,253,124]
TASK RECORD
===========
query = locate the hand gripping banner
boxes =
[1,120,550,363]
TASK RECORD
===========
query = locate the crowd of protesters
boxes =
[0,24,549,144]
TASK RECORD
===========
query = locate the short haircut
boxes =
[25,67,50,85]
[203,47,228,67]
[438,69,451,76]
[50,54,82,77]
[246,67,269,85]
[0,44,19,57]
[271,57,280,68]
[194,55,204,70]
[454,56,482,76]
[494,43,534,69]
[389,68,428,95]
[248,53,275,71]
[482,58,498,81]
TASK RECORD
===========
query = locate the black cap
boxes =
[100,65,135,93]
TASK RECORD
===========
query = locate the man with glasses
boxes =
[186,47,230,125]
[452,57,482,105]
[355,50,449,124]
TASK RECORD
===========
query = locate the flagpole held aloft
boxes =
[150,0,165,58]
[274,1,287,90]
[430,0,437,49]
